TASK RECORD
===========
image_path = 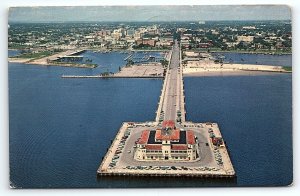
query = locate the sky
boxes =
[8,5,291,22]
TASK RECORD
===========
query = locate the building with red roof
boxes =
[134,121,198,161]
[155,129,180,142]
[162,120,175,129]
[136,130,150,145]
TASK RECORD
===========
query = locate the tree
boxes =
[126,59,134,66]
[160,59,169,67]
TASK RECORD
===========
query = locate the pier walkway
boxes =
[155,40,185,123]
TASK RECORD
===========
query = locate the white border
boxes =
[1,0,299,196]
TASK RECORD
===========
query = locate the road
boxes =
[162,40,183,121]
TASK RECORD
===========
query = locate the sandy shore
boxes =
[183,59,290,77]
[8,58,33,63]
[184,70,289,77]
[8,49,96,68]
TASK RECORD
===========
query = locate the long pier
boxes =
[61,75,163,79]
[97,41,235,178]
[155,41,185,123]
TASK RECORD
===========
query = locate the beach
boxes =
[183,59,290,77]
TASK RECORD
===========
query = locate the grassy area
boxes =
[282,66,292,72]
[16,51,54,59]
[52,61,97,68]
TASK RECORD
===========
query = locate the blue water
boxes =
[9,63,163,188]
[8,50,22,57]
[212,52,292,67]
[184,74,292,186]
[9,53,292,188]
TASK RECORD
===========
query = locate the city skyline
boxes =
[9,5,291,23]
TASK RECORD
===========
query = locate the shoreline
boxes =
[210,51,292,55]
[8,58,96,68]
[9,47,291,55]
[183,70,291,77]
[184,49,292,55]
[183,60,291,76]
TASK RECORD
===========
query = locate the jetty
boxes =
[97,40,235,178]
[62,75,163,79]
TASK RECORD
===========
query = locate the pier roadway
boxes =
[160,40,185,122]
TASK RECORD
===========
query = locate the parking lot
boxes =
[98,122,234,176]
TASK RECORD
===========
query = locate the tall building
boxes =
[126,29,135,37]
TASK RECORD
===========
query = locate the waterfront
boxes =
[8,50,165,72]
[9,57,292,187]
[8,49,21,57]
[212,52,292,67]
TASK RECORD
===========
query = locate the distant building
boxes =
[134,121,198,161]
[242,26,256,30]
[198,43,211,48]
[237,35,254,43]
[180,40,190,48]
[126,29,135,37]
[136,38,156,47]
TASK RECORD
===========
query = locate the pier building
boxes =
[134,120,198,161]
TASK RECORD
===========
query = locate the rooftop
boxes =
[137,130,150,145]
[155,129,180,141]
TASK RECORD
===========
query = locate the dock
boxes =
[62,75,163,79]
[97,41,235,178]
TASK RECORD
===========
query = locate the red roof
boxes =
[155,129,180,141]
[145,145,162,150]
[171,145,188,150]
[137,130,150,145]
[162,120,175,129]
[186,130,196,145]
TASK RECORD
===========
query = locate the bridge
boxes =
[155,40,185,123]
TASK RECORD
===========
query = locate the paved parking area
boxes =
[98,122,234,177]
[114,64,164,77]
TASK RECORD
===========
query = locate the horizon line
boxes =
[8,19,292,24]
